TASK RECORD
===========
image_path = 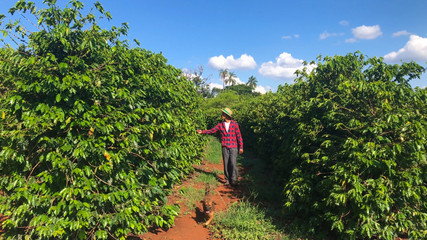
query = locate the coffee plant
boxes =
[237,53,426,239]
[200,90,256,129]
[0,0,205,239]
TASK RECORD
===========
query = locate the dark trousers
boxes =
[222,147,238,183]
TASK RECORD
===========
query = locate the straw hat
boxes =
[221,108,233,118]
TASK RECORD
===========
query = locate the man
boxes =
[197,108,243,186]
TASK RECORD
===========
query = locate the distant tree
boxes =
[247,75,257,89]
[184,66,211,98]
[226,84,253,95]
[226,71,238,86]
[200,90,246,128]
[219,69,238,88]
[211,87,222,97]
[219,69,229,89]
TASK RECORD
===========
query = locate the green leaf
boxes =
[1,30,8,37]
[59,62,68,75]
[115,122,124,131]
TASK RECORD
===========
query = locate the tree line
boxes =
[186,66,260,98]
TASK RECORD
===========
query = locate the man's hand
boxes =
[196,129,202,134]
[239,149,243,154]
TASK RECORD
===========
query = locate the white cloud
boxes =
[320,31,344,40]
[231,76,245,85]
[339,20,349,26]
[282,34,299,40]
[259,52,314,80]
[208,82,223,90]
[352,25,382,40]
[392,30,411,37]
[208,54,257,70]
[254,85,270,94]
[345,38,357,43]
[384,35,427,62]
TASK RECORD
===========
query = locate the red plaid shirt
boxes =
[202,120,243,150]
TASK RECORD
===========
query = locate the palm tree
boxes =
[225,72,237,86]
[247,75,257,90]
[219,69,229,90]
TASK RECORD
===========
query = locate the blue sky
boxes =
[1,0,426,92]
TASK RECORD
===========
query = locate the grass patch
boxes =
[204,136,222,164]
[179,185,204,214]
[194,172,220,187]
[207,151,299,239]
[209,199,287,240]
[210,168,222,176]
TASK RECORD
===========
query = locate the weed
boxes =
[210,168,222,176]
[204,136,222,164]
[209,199,287,240]
[179,185,204,214]
[195,172,220,188]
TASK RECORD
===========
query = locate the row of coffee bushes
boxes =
[237,53,427,239]
[0,1,205,239]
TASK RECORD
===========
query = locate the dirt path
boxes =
[140,161,243,240]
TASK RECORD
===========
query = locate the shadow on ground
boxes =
[237,152,312,240]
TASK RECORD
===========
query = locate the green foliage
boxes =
[183,66,212,98]
[246,75,258,89]
[238,151,284,204]
[209,200,286,240]
[238,52,427,239]
[0,0,205,239]
[238,90,295,164]
[225,84,260,96]
[204,135,222,165]
[200,90,256,129]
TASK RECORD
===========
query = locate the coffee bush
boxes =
[0,1,205,239]
[238,53,426,239]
